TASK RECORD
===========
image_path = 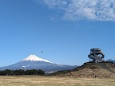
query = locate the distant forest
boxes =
[0,69,45,76]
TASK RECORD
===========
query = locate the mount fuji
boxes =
[0,55,77,73]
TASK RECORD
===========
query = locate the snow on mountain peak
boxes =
[22,55,52,63]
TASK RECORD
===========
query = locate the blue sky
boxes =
[0,0,115,67]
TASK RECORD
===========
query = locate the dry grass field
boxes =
[0,76,115,86]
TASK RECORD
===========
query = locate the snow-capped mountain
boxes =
[22,55,52,63]
[0,55,77,73]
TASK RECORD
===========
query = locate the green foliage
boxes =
[0,69,45,76]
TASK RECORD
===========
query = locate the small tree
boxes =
[38,69,45,75]
[4,69,13,76]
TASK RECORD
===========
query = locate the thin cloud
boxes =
[43,0,115,21]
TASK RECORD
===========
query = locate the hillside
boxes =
[52,62,115,78]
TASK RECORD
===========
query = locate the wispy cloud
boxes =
[43,0,115,21]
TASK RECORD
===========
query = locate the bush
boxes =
[0,69,45,76]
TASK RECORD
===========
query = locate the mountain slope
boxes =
[54,62,115,78]
[0,55,77,73]
[106,59,115,63]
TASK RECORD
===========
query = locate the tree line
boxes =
[0,69,45,76]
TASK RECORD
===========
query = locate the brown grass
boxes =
[0,76,115,86]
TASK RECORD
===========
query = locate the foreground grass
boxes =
[0,76,115,86]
